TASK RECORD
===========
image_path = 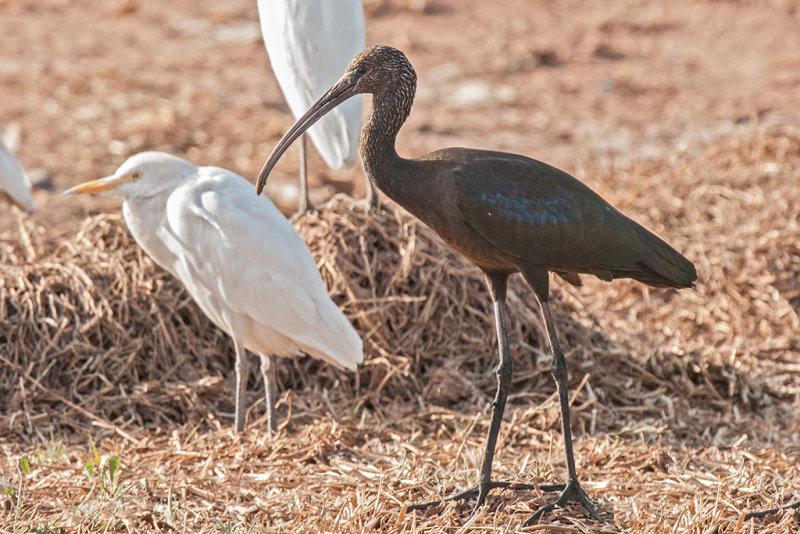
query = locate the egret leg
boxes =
[295,134,314,216]
[14,208,36,262]
[259,353,277,437]
[362,171,380,210]
[233,338,248,433]
[353,152,385,213]
[523,300,603,525]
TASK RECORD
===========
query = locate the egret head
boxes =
[256,46,416,194]
[63,152,195,199]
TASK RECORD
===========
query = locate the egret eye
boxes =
[132,171,142,180]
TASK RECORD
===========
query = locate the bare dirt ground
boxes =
[1,0,800,532]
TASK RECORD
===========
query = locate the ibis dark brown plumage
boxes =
[256,45,696,523]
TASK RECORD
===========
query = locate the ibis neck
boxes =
[361,86,415,200]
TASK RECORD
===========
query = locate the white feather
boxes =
[258,0,364,169]
[0,132,35,213]
[109,152,364,371]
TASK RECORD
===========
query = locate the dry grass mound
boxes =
[1,127,799,532]
[0,215,240,438]
[566,126,800,445]
[0,191,592,439]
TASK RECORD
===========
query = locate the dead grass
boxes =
[1,127,799,532]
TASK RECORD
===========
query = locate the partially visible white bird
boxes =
[63,152,363,433]
[0,132,35,213]
[257,0,376,214]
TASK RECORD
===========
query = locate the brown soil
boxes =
[1,0,799,532]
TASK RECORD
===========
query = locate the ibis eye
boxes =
[132,171,142,179]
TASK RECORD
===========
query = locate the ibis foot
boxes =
[523,478,604,526]
[745,499,800,520]
[406,481,562,513]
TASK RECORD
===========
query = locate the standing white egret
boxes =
[0,132,35,213]
[63,152,363,433]
[257,0,376,214]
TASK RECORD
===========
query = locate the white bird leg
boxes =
[259,353,277,436]
[233,338,249,433]
[355,156,383,212]
[296,134,313,216]
[362,169,379,210]
[14,207,36,262]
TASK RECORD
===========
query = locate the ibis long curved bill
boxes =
[256,70,362,195]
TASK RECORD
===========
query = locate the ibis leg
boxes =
[474,274,513,511]
[233,338,248,433]
[523,300,603,524]
[407,273,524,513]
[259,354,277,437]
[295,134,313,216]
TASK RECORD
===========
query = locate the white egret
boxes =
[64,152,363,433]
[0,132,35,213]
[257,0,376,214]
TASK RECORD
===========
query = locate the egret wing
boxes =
[164,166,361,367]
[258,0,364,168]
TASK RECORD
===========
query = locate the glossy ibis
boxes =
[257,0,377,215]
[64,152,363,434]
[255,46,696,522]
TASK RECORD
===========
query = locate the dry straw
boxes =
[1,127,798,531]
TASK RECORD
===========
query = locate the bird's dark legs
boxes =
[745,500,800,520]
[407,273,518,513]
[259,354,277,437]
[295,134,314,217]
[475,274,513,510]
[523,300,602,525]
[542,302,579,481]
[233,339,248,433]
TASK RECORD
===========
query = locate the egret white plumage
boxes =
[0,132,35,213]
[257,0,376,214]
[63,152,363,433]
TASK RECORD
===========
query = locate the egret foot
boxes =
[406,481,560,513]
[351,195,392,216]
[523,478,604,525]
